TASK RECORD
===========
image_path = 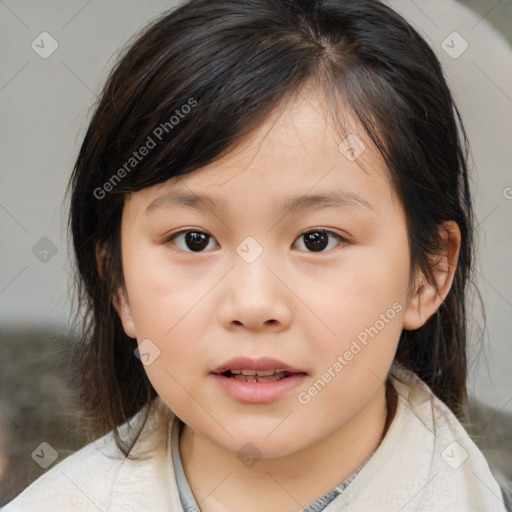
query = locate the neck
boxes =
[179,380,396,512]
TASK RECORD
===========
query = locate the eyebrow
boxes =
[145,189,374,216]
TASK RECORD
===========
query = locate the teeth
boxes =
[227,370,291,382]
[256,370,276,376]
[230,369,279,376]
[231,373,285,383]
[223,369,298,382]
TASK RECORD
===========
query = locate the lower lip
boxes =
[211,373,307,403]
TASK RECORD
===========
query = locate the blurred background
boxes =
[1,0,511,507]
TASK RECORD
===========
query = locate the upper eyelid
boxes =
[167,227,346,237]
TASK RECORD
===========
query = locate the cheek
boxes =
[122,243,205,334]
[308,254,406,335]
[127,282,208,416]
[301,243,409,384]
[120,252,210,406]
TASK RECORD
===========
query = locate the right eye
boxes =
[166,229,219,253]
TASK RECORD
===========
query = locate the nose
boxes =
[216,254,292,332]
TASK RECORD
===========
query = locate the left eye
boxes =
[166,229,345,253]
[294,230,345,253]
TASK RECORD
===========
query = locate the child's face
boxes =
[115,91,415,458]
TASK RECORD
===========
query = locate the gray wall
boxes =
[1,0,511,414]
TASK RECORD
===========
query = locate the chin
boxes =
[211,424,306,460]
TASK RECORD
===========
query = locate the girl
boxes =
[3,0,509,510]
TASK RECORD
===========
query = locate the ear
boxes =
[112,285,137,339]
[402,221,461,331]
[95,241,137,338]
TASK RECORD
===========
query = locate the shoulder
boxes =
[336,365,507,511]
[388,365,507,511]
[1,431,125,511]
[1,398,177,512]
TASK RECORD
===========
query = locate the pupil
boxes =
[185,232,209,251]
[304,231,328,252]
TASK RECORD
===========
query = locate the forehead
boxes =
[125,90,398,217]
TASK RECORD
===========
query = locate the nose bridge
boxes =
[231,234,275,297]
[235,234,267,269]
[217,234,291,329]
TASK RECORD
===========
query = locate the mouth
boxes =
[211,369,307,403]
[218,369,305,383]
[212,356,307,378]
[210,356,308,402]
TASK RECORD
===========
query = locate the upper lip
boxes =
[212,356,307,374]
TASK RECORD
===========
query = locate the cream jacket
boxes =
[1,367,507,511]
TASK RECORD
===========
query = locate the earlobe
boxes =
[402,221,461,331]
[112,286,137,339]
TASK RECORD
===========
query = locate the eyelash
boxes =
[165,228,348,254]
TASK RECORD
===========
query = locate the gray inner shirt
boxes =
[171,418,373,512]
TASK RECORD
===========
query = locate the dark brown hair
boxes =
[66,0,479,458]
